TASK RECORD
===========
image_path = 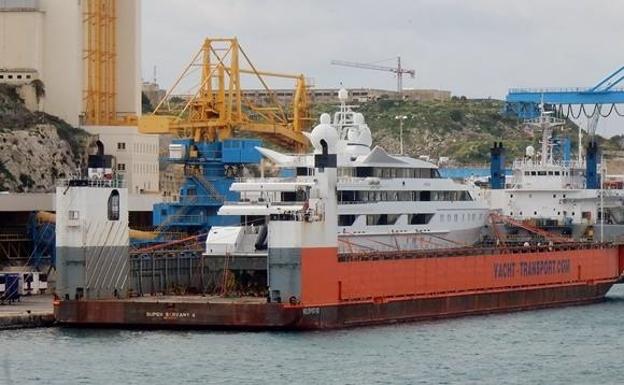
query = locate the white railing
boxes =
[58,178,125,188]
[509,87,624,93]
[512,159,583,170]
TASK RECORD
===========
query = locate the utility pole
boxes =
[395,115,408,155]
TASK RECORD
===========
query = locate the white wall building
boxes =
[0,0,159,198]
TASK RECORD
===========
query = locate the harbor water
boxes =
[2,285,624,385]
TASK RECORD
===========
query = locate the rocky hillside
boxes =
[0,84,91,192]
[313,98,623,165]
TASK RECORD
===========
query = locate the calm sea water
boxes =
[3,285,624,385]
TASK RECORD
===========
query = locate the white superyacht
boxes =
[206,89,489,255]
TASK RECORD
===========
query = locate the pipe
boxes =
[34,211,159,240]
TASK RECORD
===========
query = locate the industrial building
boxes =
[0,0,158,266]
[0,0,158,196]
[242,87,451,106]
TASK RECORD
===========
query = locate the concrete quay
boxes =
[0,295,55,329]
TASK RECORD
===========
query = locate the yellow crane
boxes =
[83,0,117,125]
[139,38,311,152]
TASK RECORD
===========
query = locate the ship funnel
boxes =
[490,142,506,189]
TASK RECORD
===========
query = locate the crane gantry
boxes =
[139,38,311,152]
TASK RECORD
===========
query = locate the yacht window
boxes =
[337,167,354,177]
[454,214,458,222]
[409,213,434,225]
[338,190,357,203]
[338,215,358,226]
[366,214,399,226]
[538,171,547,176]
[548,171,554,176]
[296,167,311,176]
[531,171,537,176]
[399,191,411,201]
[447,214,451,221]
[555,171,560,176]
[281,190,307,202]
[471,213,476,221]
[525,171,530,176]
[355,167,373,177]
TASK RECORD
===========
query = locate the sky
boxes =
[142,0,624,136]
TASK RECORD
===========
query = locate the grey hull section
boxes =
[56,246,129,300]
[268,247,301,303]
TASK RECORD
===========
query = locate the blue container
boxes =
[1,274,20,303]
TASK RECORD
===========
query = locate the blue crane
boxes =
[503,66,624,189]
[505,66,624,119]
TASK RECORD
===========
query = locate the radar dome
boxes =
[338,88,348,102]
[525,145,535,157]
[307,115,339,154]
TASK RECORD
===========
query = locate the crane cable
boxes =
[558,103,624,119]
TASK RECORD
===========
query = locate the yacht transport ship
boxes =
[53,107,624,329]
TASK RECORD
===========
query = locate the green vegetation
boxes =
[312,98,621,165]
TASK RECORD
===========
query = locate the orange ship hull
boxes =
[55,244,624,329]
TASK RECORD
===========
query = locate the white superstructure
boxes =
[207,89,489,254]
[483,113,624,241]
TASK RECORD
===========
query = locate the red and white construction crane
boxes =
[331,57,416,95]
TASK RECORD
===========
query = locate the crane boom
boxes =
[139,38,311,152]
[331,57,415,95]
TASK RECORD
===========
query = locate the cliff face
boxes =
[0,84,91,192]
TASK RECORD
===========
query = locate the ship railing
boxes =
[179,195,226,204]
[234,176,303,183]
[509,87,624,93]
[337,241,611,261]
[163,214,204,224]
[223,200,304,207]
[512,159,582,169]
[58,178,125,188]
